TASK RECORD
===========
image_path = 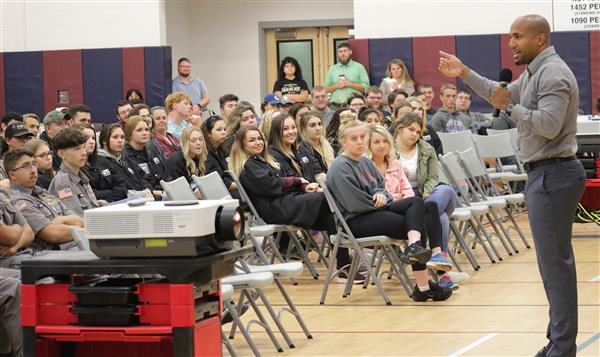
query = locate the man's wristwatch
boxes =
[505,103,514,114]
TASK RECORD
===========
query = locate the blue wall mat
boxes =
[82,48,123,124]
[144,46,172,108]
[4,51,44,117]
[455,34,500,113]
[552,32,591,114]
[368,38,413,90]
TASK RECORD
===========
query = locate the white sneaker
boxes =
[446,271,470,283]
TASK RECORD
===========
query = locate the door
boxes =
[265,26,350,94]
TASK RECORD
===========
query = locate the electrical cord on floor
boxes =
[576,203,600,227]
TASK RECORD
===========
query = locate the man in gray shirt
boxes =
[429,83,474,133]
[439,14,585,357]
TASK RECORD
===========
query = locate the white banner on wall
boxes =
[553,0,600,31]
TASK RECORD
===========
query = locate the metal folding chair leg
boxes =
[505,207,531,249]
[223,299,262,357]
[242,289,285,353]
[450,220,480,270]
[222,330,238,357]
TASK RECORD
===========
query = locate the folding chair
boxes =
[225,170,327,279]
[472,133,528,185]
[487,127,518,150]
[68,227,95,254]
[456,148,531,250]
[160,176,196,200]
[439,151,508,263]
[437,131,475,154]
[192,172,233,200]
[318,178,413,306]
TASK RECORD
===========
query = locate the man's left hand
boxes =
[490,85,511,110]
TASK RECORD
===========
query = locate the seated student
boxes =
[288,103,310,125]
[386,89,409,113]
[326,117,453,301]
[259,109,281,139]
[358,108,385,127]
[325,109,354,157]
[23,113,41,137]
[429,84,474,133]
[219,94,239,123]
[22,139,54,190]
[298,111,335,174]
[222,105,258,156]
[151,106,181,158]
[347,93,366,114]
[72,124,128,203]
[97,124,155,197]
[166,126,206,183]
[6,149,82,250]
[0,122,35,180]
[1,188,34,268]
[0,271,22,357]
[229,126,356,281]
[202,115,237,191]
[123,116,171,193]
[267,113,325,183]
[48,128,103,216]
[394,112,467,288]
[404,97,444,156]
[165,92,192,140]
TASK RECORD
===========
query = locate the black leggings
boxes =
[346,197,442,271]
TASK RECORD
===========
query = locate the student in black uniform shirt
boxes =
[201,115,237,191]
[98,124,155,197]
[22,139,54,190]
[273,56,309,104]
[222,105,258,156]
[267,113,325,183]
[298,111,335,174]
[166,126,207,183]
[123,116,171,191]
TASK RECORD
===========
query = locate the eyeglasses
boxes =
[11,161,38,172]
[34,151,52,159]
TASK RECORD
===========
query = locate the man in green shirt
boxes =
[324,42,370,107]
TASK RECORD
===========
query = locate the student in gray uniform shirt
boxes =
[439,14,586,357]
[0,269,22,357]
[48,128,102,217]
[5,149,82,250]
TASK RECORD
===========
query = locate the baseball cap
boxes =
[43,110,66,125]
[263,93,282,105]
[5,122,34,139]
[281,95,293,106]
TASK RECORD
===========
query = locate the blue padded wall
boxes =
[144,46,172,108]
[455,34,501,113]
[4,51,44,117]
[552,32,591,114]
[368,38,413,90]
[82,48,123,124]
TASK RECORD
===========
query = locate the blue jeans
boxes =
[414,184,458,252]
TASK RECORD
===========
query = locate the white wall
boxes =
[354,0,554,38]
[164,0,353,111]
[0,0,165,52]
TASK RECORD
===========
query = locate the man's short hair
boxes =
[115,100,132,115]
[418,83,433,90]
[337,42,351,50]
[52,127,87,151]
[219,94,239,109]
[366,86,383,95]
[457,89,472,99]
[311,85,326,94]
[3,148,34,174]
[165,92,190,112]
[177,57,191,65]
[2,112,23,125]
[440,83,457,94]
[67,104,91,119]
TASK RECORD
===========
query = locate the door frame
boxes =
[258,19,353,100]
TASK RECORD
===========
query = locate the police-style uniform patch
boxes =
[15,200,28,211]
[57,187,74,199]
[301,156,309,164]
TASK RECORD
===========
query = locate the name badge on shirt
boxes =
[301,156,309,164]
[101,169,111,176]
[153,157,160,165]
[138,163,150,175]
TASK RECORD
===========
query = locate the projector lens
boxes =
[216,206,245,241]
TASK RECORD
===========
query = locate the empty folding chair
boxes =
[221,283,262,357]
[160,176,196,200]
[487,127,519,150]
[437,131,475,154]
[472,133,528,184]
[317,178,413,306]
[192,172,233,200]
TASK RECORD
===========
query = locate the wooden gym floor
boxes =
[226,213,600,356]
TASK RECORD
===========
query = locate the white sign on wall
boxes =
[553,0,600,31]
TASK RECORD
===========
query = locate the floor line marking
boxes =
[447,332,498,357]
[577,331,600,352]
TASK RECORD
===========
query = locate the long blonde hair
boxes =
[227,105,255,136]
[385,58,414,84]
[365,125,396,162]
[299,110,334,168]
[229,126,279,178]
[260,109,280,138]
[180,126,207,177]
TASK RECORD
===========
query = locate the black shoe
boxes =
[399,242,432,264]
[221,303,249,325]
[410,281,452,302]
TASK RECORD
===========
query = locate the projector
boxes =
[84,199,244,258]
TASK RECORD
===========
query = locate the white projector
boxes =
[84,199,244,258]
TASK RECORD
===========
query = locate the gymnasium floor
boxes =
[225,214,600,356]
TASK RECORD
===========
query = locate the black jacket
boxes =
[123,143,171,190]
[269,144,324,183]
[166,150,201,183]
[85,156,129,202]
[206,146,234,189]
[98,150,152,192]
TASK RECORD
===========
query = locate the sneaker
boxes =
[336,268,366,284]
[399,242,432,265]
[410,281,453,302]
[438,274,459,290]
[446,271,470,283]
[426,252,453,271]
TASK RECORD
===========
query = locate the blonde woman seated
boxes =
[326,117,453,301]
[166,126,207,183]
[380,59,415,108]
